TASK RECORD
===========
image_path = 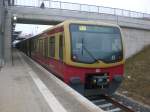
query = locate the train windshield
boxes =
[70,24,123,63]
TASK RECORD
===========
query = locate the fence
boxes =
[14,0,150,18]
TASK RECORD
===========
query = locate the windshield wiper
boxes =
[81,38,99,63]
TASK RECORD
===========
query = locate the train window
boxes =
[49,36,55,57]
[37,39,39,52]
[39,40,41,54]
[37,40,40,53]
[42,39,44,56]
[31,39,34,51]
[35,39,37,52]
[34,40,36,49]
[40,39,43,55]
[31,39,35,52]
[44,38,48,57]
[37,40,38,52]
[30,40,33,51]
[59,35,63,60]
[40,40,41,53]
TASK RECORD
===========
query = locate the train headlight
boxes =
[93,79,96,84]
[107,79,110,82]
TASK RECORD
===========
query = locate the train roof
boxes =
[42,20,120,33]
[18,20,120,43]
[65,20,119,27]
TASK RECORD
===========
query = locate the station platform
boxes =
[0,50,104,112]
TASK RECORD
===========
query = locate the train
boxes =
[17,20,125,96]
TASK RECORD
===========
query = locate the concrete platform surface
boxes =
[0,50,104,112]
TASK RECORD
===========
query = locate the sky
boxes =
[15,24,50,36]
[58,0,150,13]
[15,0,150,36]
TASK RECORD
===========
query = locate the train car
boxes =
[17,20,125,96]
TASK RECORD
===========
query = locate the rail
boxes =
[13,0,150,19]
[88,95,136,112]
[103,95,135,112]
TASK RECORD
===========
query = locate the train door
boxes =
[44,38,49,65]
[27,40,31,56]
[58,33,64,76]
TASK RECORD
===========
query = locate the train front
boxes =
[65,22,125,96]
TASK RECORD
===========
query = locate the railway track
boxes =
[87,95,135,112]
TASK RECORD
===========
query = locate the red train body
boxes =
[17,20,125,96]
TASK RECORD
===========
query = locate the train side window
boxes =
[49,36,55,57]
[42,39,45,56]
[37,40,40,53]
[35,39,38,52]
[39,40,41,54]
[40,40,41,54]
[44,38,48,57]
[38,40,39,52]
[59,35,63,60]
[40,39,43,55]
[42,39,44,56]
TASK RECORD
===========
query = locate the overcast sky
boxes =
[15,0,150,36]
[15,24,50,36]
[59,0,150,13]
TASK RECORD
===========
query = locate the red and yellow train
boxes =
[17,20,125,96]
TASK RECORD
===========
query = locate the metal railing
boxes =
[13,0,150,18]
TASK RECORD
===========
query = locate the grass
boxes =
[118,45,150,105]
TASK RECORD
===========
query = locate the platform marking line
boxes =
[19,51,104,112]
[29,71,67,112]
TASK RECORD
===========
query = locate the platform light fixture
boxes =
[13,14,17,21]
[13,16,17,21]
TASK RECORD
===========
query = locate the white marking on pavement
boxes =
[20,52,104,112]
[29,71,67,112]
